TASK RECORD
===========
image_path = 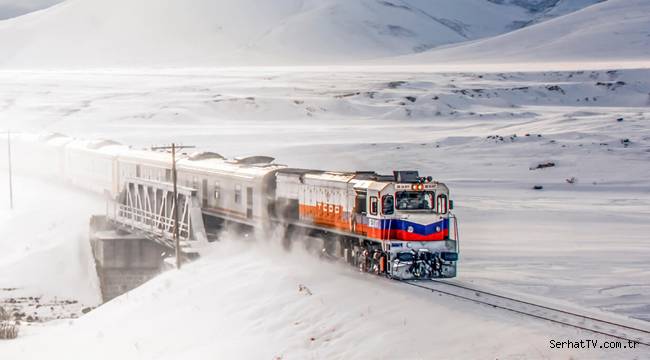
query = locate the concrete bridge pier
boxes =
[90,216,168,302]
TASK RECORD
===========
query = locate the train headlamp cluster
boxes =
[401,176,435,191]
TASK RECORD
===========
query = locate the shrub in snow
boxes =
[530,162,556,170]
[0,322,19,340]
[298,284,313,296]
[533,185,544,190]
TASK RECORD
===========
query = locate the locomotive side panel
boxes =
[275,171,355,232]
[299,178,350,232]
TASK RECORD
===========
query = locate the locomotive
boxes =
[8,132,460,279]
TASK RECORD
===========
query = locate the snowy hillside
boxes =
[0,0,60,20]
[401,0,650,66]
[0,0,604,67]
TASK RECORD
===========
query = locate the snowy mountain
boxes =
[400,0,650,65]
[0,0,61,20]
[0,0,604,67]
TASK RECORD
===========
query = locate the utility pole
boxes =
[6,131,13,210]
[172,143,179,270]
[151,143,195,270]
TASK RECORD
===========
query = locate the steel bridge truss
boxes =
[107,178,208,254]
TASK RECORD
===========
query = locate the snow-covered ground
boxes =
[0,175,102,322]
[0,66,648,358]
[5,231,648,360]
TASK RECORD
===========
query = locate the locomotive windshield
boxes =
[395,191,434,211]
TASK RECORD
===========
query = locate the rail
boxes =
[401,279,650,347]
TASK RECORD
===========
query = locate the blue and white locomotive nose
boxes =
[384,213,450,242]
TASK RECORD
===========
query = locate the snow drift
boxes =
[2,237,592,359]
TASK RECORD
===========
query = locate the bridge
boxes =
[91,178,209,301]
[106,177,209,255]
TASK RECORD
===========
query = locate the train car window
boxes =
[355,192,367,214]
[246,187,253,206]
[382,195,394,215]
[246,187,253,219]
[437,194,448,214]
[370,197,378,215]
[202,179,209,207]
[235,184,242,204]
[136,165,141,178]
[396,191,434,211]
[214,181,220,200]
[165,169,172,182]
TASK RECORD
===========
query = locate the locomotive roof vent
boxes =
[188,152,225,161]
[393,170,420,183]
[234,156,275,165]
[354,171,396,182]
[354,171,377,180]
[375,174,396,182]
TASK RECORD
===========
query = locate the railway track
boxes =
[401,279,650,347]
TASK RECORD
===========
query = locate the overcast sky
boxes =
[0,0,62,20]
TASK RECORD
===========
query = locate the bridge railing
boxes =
[106,177,208,253]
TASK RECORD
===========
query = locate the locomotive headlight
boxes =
[407,226,414,233]
[436,226,441,232]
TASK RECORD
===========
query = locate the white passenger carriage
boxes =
[64,139,128,194]
[116,149,178,196]
[176,155,287,226]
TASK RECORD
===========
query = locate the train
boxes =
[7,132,460,279]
